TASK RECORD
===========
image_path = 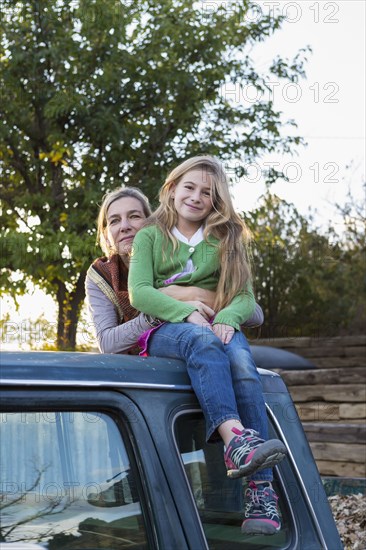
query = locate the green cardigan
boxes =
[128,225,255,330]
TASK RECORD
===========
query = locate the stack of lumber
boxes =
[254,335,366,478]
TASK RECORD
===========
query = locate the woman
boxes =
[86,186,263,355]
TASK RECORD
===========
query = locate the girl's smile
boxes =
[185,203,202,211]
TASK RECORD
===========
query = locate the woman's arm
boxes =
[213,284,256,331]
[86,276,152,354]
[242,302,264,327]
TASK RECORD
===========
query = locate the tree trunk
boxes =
[56,272,86,350]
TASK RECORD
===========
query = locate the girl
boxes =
[128,156,287,535]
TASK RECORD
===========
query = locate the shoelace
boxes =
[231,431,264,465]
[245,487,278,519]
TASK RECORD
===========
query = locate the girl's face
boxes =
[105,196,147,256]
[172,169,213,233]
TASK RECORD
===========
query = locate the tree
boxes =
[0,0,308,348]
[332,182,366,334]
[245,191,350,338]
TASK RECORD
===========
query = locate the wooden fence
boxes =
[253,335,366,478]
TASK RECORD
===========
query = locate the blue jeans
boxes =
[148,323,272,481]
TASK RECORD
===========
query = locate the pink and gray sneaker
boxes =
[224,427,287,479]
[241,481,281,535]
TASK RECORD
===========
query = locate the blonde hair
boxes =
[152,155,252,311]
[97,187,151,256]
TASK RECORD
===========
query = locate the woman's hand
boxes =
[159,285,216,309]
[185,299,215,329]
[186,311,213,330]
[185,301,215,321]
[212,323,235,344]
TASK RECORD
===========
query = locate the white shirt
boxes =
[171,226,204,277]
[172,226,204,245]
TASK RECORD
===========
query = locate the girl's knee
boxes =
[230,356,260,382]
[187,325,223,350]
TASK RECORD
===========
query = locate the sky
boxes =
[2,0,365,347]
[231,0,365,232]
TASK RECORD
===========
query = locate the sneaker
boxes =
[241,481,281,535]
[224,427,287,479]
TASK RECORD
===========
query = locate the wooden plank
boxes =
[310,442,366,463]
[289,384,366,403]
[254,338,312,348]
[310,334,366,348]
[281,346,366,358]
[345,346,366,357]
[303,422,366,443]
[288,347,346,358]
[311,335,366,347]
[305,418,366,426]
[316,460,366,478]
[280,367,366,386]
[255,335,366,348]
[350,335,366,346]
[295,402,366,422]
[296,403,341,422]
[309,357,366,368]
[340,403,366,419]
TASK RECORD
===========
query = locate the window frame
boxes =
[0,388,185,549]
[171,407,300,550]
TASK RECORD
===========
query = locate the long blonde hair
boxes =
[152,156,252,311]
[97,187,151,256]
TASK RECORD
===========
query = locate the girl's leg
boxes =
[225,331,268,439]
[148,322,242,441]
[224,331,274,482]
[223,332,284,535]
[148,323,287,479]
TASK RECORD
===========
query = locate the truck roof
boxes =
[0,350,287,393]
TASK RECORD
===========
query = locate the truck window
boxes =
[175,412,291,549]
[0,411,148,549]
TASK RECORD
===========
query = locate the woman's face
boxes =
[105,196,147,256]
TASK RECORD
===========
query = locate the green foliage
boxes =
[0,0,308,348]
[331,183,366,334]
[245,190,365,338]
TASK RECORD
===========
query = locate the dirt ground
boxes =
[328,494,366,549]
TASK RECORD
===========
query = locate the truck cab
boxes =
[0,351,342,549]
